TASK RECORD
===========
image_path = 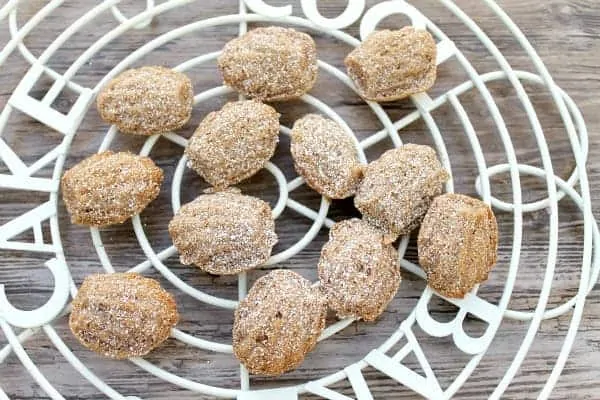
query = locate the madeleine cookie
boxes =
[97,66,193,135]
[319,219,401,321]
[69,273,178,359]
[168,191,277,275]
[418,193,498,298]
[185,100,279,190]
[291,114,363,199]
[218,27,318,101]
[61,151,163,227]
[233,270,327,375]
[354,144,448,242]
[345,28,437,102]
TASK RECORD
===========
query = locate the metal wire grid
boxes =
[0,0,597,399]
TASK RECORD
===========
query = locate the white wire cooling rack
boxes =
[0,0,598,399]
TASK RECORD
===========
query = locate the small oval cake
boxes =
[185,100,280,190]
[290,114,363,199]
[233,270,327,376]
[97,66,193,135]
[69,273,179,359]
[345,27,437,102]
[218,26,318,101]
[318,219,401,321]
[61,151,163,227]
[418,193,498,298]
[354,144,449,243]
[168,191,277,275]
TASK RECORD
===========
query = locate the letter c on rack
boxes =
[0,258,70,328]
[244,0,293,17]
[360,0,427,41]
[300,0,365,30]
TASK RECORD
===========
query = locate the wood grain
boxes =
[0,0,599,399]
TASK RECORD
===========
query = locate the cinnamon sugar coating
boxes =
[97,66,193,135]
[354,144,449,242]
[168,191,277,275]
[418,193,498,298]
[69,273,178,359]
[218,27,318,101]
[61,151,163,227]
[291,114,363,199]
[345,28,437,102]
[185,100,280,190]
[233,270,327,376]
[318,219,401,321]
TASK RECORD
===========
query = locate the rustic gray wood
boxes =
[0,0,599,399]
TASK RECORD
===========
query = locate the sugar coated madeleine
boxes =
[69,273,178,359]
[218,26,318,101]
[345,27,437,102]
[318,219,401,321]
[418,193,498,298]
[61,151,163,227]
[185,100,280,190]
[291,114,363,199]
[168,191,277,275]
[233,270,327,376]
[97,66,193,135]
[354,144,449,242]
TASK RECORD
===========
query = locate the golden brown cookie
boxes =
[345,27,437,102]
[69,273,178,359]
[185,100,279,190]
[290,114,363,199]
[418,193,498,298]
[168,191,277,275]
[318,219,401,321]
[61,151,163,227]
[233,270,327,376]
[354,144,449,243]
[97,66,193,135]
[218,26,318,101]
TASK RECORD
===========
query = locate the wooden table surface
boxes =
[0,0,599,399]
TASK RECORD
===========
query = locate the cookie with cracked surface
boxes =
[233,270,327,376]
[69,273,178,359]
[218,26,318,101]
[319,219,401,321]
[354,144,448,242]
[418,193,498,298]
[97,66,193,135]
[61,151,163,227]
[345,27,437,102]
[290,114,363,199]
[185,100,280,190]
[168,191,277,275]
